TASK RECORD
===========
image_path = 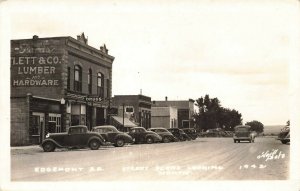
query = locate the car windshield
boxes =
[236,127,249,132]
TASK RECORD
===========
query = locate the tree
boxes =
[194,94,243,132]
[245,120,264,133]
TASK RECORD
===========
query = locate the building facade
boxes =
[151,106,178,129]
[11,33,114,146]
[152,97,195,129]
[112,95,152,129]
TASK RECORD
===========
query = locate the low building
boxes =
[11,33,115,146]
[152,97,195,129]
[112,95,152,129]
[151,106,178,129]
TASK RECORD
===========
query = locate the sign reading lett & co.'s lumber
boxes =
[11,40,62,87]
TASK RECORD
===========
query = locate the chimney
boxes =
[165,96,168,101]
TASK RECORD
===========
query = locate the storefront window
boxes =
[71,104,81,125]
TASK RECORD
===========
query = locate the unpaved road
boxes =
[11,137,289,181]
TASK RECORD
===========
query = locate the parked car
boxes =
[149,127,177,143]
[128,127,162,144]
[91,125,133,147]
[277,126,290,144]
[200,129,222,137]
[182,128,197,140]
[40,125,105,152]
[168,128,191,141]
[233,125,255,143]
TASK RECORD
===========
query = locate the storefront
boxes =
[10,34,115,146]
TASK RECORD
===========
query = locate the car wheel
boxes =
[146,137,154,144]
[43,142,55,152]
[89,139,100,150]
[234,140,236,143]
[238,140,240,143]
[162,137,170,143]
[281,140,288,144]
[115,138,125,147]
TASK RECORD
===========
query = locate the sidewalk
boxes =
[11,145,41,155]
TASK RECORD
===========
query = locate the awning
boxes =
[111,116,138,128]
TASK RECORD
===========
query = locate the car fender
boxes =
[146,134,161,141]
[88,136,104,145]
[41,139,63,148]
[115,134,130,142]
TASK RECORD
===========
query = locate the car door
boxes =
[139,128,147,142]
[65,127,87,146]
[128,129,137,140]
[97,128,108,141]
[106,128,117,142]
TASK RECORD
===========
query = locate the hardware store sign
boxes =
[11,55,62,87]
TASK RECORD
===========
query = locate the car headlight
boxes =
[46,133,50,138]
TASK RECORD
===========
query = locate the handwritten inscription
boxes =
[34,166,104,173]
[239,164,267,170]
[257,149,285,161]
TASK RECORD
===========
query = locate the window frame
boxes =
[74,65,82,92]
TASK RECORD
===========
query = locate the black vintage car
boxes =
[181,128,197,140]
[277,126,290,144]
[149,127,177,143]
[168,128,191,141]
[233,125,255,143]
[92,125,133,147]
[128,127,162,144]
[40,125,105,152]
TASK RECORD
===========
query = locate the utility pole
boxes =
[122,103,125,132]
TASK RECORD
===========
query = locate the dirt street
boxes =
[11,137,289,181]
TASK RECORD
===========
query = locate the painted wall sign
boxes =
[11,55,62,87]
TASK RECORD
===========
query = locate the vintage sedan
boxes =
[92,125,133,147]
[168,128,191,141]
[149,127,177,143]
[128,127,162,144]
[277,126,290,144]
[182,128,197,140]
[40,125,105,152]
[233,125,255,143]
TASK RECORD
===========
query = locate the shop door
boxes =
[96,107,105,126]
[49,113,62,133]
[32,112,45,144]
[86,106,93,130]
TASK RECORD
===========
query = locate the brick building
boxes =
[11,33,114,146]
[112,95,152,130]
[152,97,195,129]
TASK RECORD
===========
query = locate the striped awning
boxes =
[111,116,138,128]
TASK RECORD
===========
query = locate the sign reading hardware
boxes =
[11,55,62,87]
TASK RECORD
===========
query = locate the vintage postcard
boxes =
[0,0,300,191]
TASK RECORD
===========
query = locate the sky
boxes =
[1,0,299,125]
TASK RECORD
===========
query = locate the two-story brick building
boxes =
[11,33,114,146]
[112,95,152,130]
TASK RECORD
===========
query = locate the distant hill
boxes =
[263,125,285,135]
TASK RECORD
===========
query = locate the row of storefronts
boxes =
[10,33,194,146]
